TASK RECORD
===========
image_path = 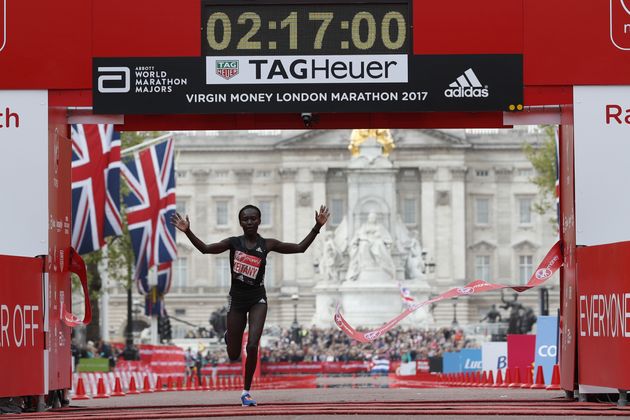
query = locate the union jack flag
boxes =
[144,262,172,316]
[122,138,176,299]
[71,124,122,254]
[398,282,417,307]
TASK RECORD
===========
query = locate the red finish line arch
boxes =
[0,0,629,403]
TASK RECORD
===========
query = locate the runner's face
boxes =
[239,208,261,234]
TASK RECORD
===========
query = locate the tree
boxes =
[523,125,558,230]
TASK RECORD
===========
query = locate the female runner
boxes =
[172,204,329,406]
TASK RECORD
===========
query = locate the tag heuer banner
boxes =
[93,55,522,114]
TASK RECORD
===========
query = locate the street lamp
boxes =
[451,297,459,328]
[290,294,300,344]
[121,289,139,360]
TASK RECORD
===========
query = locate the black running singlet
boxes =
[228,235,267,290]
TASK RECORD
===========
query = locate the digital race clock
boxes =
[201,1,411,56]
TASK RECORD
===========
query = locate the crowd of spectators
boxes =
[260,326,478,363]
[200,326,479,365]
[70,326,479,372]
[71,338,118,369]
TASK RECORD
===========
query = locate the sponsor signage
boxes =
[93,55,522,114]
[0,255,45,397]
[533,316,558,385]
[0,90,48,257]
[441,349,481,373]
[460,348,482,373]
[0,0,5,53]
[507,334,536,379]
[442,351,460,373]
[574,86,630,246]
[481,341,507,379]
[577,242,630,389]
[610,0,630,50]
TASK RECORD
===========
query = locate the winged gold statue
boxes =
[348,129,396,157]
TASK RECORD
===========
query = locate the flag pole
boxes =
[121,132,173,156]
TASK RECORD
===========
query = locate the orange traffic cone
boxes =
[111,376,126,397]
[499,368,510,388]
[166,376,174,391]
[73,377,90,400]
[176,376,184,391]
[508,367,522,388]
[546,364,561,390]
[142,375,153,393]
[485,370,495,387]
[475,371,483,387]
[495,369,504,387]
[520,367,533,388]
[127,376,140,395]
[201,376,209,391]
[531,365,546,389]
[187,375,194,391]
[93,377,110,399]
[155,375,164,392]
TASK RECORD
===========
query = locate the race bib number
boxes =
[233,251,261,283]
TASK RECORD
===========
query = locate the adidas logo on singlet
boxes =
[256,247,263,252]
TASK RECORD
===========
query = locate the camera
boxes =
[301,112,314,128]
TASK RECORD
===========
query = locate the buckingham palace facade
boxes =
[104,128,558,339]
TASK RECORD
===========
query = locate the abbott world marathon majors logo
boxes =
[97,66,188,93]
[206,55,408,84]
[444,68,488,98]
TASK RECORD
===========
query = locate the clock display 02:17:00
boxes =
[201,2,410,56]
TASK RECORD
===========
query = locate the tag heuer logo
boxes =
[216,60,239,80]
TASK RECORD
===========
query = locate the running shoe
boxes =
[241,393,257,407]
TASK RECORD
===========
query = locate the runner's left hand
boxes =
[315,205,330,227]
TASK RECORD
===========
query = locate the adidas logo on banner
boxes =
[444,68,489,98]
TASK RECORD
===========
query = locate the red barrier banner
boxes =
[576,242,630,389]
[0,255,45,397]
[335,241,563,343]
[112,343,186,376]
[202,361,375,376]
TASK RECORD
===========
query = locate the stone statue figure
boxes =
[480,304,502,323]
[346,212,396,281]
[500,291,537,334]
[319,231,340,283]
[501,292,524,334]
[209,305,228,336]
[404,230,425,280]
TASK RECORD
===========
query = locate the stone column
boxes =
[299,168,328,286]
[495,167,514,281]
[192,168,210,285]
[420,167,437,269]
[278,168,298,292]
[450,167,467,283]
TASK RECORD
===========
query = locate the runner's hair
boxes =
[238,204,261,220]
